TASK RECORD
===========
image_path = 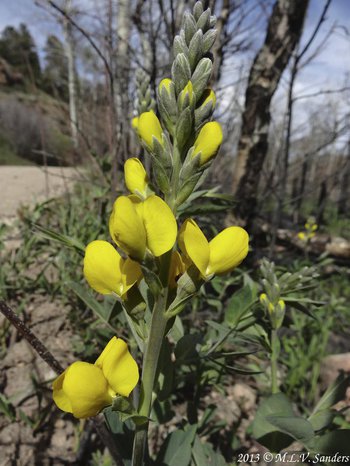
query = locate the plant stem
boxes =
[271,328,280,394]
[131,290,169,466]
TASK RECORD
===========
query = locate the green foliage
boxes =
[0,23,41,85]
[42,35,68,101]
[0,132,33,165]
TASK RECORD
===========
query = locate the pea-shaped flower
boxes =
[124,158,150,198]
[83,240,141,296]
[53,337,139,419]
[137,111,163,149]
[192,121,223,165]
[109,195,177,261]
[179,219,249,278]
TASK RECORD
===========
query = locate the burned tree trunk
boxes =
[232,0,309,222]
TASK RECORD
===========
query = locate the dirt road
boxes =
[1,166,80,220]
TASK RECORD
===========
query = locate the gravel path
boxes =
[1,166,80,220]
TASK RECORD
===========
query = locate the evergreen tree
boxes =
[42,35,68,101]
[0,23,41,84]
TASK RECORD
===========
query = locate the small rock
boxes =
[2,340,35,367]
[229,383,257,414]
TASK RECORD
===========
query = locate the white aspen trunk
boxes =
[64,0,78,149]
[115,0,131,122]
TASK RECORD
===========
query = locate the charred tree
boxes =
[232,0,309,223]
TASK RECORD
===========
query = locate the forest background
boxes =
[0,0,350,465]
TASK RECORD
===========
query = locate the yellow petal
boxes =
[95,337,139,397]
[121,258,142,295]
[142,195,177,256]
[137,111,163,148]
[193,121,223,165]
[124,158,149,196]
[131,117,139,130]
[109,196,146,260]
[52,371,73,413]
[53,362,112,419]
[83,240,123,295]
[178,219,209,277]
[207,227,249,275]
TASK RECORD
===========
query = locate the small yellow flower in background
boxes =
[53,337,139,419]
[298,218,318,243]
[124,158,150,198]
[192,121,223,165]
[137,111,163,149]
[109,195,177,261]
[178,219,249,278]
[259,293,268,305]
[83,240,141,297]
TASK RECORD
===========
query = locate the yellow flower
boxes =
[192,122,223,165]
[109,195,177,261]
[83,240,141,297]
[137,111,163,149]
[53,337,139,419]
[297,232,306,241]
[124,158,149,198]
[178,219,248,278]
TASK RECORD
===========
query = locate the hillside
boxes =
[0,58,75,166]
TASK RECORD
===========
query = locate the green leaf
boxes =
[284,299,317,319]
[308,409,336,432]
[224,284,257,326]
[192,435,226,466]
[168,316,184,342]
[252,393,295,452]
[311,372,350,414]
[33,223,85,253]
[111,396,148,425]
[175,334,201,364]
[103,407,133,464]
[156,425,197,466]
[141,265,162,297]
[157,339,174,401]
[68,281,114,323]
[311,430,350,455]
[266,415,315,444]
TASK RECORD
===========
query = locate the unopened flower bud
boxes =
[192,121,223,165]
[137,111,163,150]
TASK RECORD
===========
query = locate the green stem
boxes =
[271,328,280,394]
[131,290,169,466]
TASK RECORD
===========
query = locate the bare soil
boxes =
[1,166,80,220]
